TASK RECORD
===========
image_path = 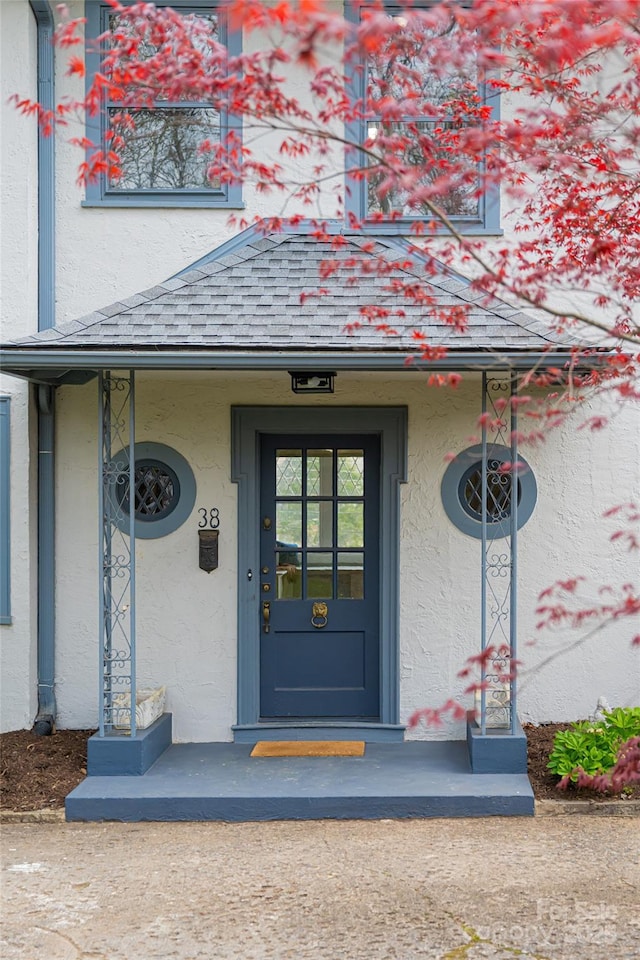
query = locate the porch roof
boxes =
[1,227,586,382]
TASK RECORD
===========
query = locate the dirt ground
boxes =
[1,723,637,812]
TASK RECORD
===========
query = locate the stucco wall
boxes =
[0,0,39,732]
[52,372,639,742]
[1,2,638,736]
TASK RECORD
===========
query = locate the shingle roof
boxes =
[8,230,578,352]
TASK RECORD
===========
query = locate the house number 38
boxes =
[198,507,220,529]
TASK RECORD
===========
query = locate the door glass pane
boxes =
[276,502,301,549]
[338,450,364,496]
[338,552,364,599]
[307,449,333,496]
[276,552,302,599]
[276,450,302,496]
[307,501,333,548]
[307,552,333,599]
[337,502,363,548]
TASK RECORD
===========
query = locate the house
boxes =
[1,0,637,821]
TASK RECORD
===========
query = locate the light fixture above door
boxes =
[289,372,336,394]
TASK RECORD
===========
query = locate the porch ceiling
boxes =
[1,226,587,382]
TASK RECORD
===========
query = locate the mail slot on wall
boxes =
[199,530,219,572]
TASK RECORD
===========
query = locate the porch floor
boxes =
[65,740,534,821]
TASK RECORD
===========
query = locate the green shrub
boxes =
[547,708,640,782]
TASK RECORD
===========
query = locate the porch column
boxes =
[98,370,136,736]
[479,371,519,736]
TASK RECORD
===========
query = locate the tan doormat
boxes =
[250,740,365,758]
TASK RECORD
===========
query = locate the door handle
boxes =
[262,600,271,633]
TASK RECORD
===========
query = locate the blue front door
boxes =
[259,435,380,719]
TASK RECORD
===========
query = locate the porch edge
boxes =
[232,722,406,743]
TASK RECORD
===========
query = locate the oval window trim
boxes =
[112,442,196,539]
[441,443,537,539]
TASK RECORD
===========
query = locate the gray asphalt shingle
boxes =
[6,231,578,352]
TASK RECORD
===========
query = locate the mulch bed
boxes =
[1,723,638,812]
[1,728,95,812]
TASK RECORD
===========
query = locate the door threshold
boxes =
[232,721,406,743]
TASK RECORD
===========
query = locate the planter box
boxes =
[113,686,166,731]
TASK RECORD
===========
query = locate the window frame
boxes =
[83,0,243,208]
[344,0,501,235]
[440,444,537,539]
[112,442,197,539]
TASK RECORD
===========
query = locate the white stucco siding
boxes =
[50,2,344,326]
[1,0,39,341]
[3,3,638,738]
[0,1,39,732]
[52,372,639,742]
[516,395,640,724]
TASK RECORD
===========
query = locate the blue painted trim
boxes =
[510,374,519,734]
[97,372,106,736]
[36,386,57,722]
[0,351,588,377]
[480,374,488,734]
[111,442,197,539]
[230,406,407,730]
[84,1,242,208]
[343,1,501,235]
[128,373,137,736]
[0,398,11,624]
[87,712,172,776]
[81,198,245,209]
[233,723,405,743]
[466,711,528,774]
[441,443,537,539]
[30,0,55,331]
[30,2,58,731]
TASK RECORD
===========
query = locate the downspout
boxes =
[31,0,57,735]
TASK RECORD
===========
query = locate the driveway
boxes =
[2,817,639,959]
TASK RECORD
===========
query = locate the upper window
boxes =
[84,1,242,207]
[345,2,500,234]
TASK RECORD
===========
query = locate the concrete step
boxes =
[66,740,534,822]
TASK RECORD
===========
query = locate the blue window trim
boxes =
[111,442,196,539]
[0,397,11,624]
[343,1,501,236]
[84,0,243,209]
[441,443,537,539]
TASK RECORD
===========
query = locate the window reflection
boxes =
[276,501,301,548]
[337,502,363,548]
[307,449,333,496]
[337,450,364,496]
[338,552,364,599]
[276,450,302,496]
[276,551,302,599]
[307,501,333,547]
[307,552,333,599]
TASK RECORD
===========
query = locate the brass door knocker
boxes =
[311,601,328,629]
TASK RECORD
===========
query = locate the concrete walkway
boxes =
[2,817,639,959]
